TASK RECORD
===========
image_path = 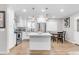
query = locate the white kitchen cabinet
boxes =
[28,32,52,50]
[22,32,30,40]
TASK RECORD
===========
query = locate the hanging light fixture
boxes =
[29,7,49,22]
[45,8,48,21]
[32,8,36,20]
[37,8,48,23]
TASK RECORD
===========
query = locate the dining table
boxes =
[51,33,60,42]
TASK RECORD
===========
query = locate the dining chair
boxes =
[57,32,63,43]
[63,31,66,41]
[57,31,66,43]
[52,33,59,42]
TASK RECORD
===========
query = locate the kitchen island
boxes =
[28,32,52,50]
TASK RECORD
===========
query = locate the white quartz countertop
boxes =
[28,32,52,36]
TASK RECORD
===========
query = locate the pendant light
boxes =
[45,8,48,21]
[32,8,35,20]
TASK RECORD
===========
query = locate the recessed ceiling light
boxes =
[41,9,46,12]
[22,9,27,12]
[60,9,64,12]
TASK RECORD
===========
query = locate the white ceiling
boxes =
[7,4,79,18]
[0,4,7,11]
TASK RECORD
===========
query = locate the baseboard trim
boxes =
[9,44,17,50]
[66,39,75,44]
[66,39,79,46]
[0,50,9,55]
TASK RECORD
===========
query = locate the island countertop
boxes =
[28,32,52,36]
[28,32,52,50]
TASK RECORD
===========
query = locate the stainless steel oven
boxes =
[16,32,22,46]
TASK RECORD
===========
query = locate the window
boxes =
[46,21,57,32]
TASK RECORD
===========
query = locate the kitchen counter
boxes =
[28,32,51,36]
[28,32,52,50]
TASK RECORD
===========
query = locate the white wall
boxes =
[46,21,57,32]
[16,16,27,27]
[62,17,75,42]
[46,19,63,32]
[0,5,8,54]
[72,13,79,44]
[6,7,16,50]
[57,19,63,32]
[0,29,7,54]
[63,12,79,44]
[0,5,17,54]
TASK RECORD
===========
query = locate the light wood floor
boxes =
[9,40,79,55]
